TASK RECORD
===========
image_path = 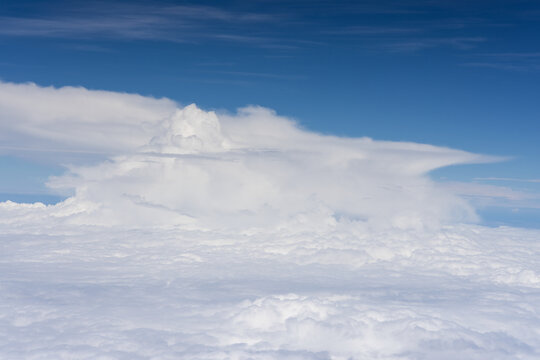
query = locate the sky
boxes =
[1,2,540,359]
[1,0,540,227]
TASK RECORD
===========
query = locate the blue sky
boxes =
[1,0,539,227]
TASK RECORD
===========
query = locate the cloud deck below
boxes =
[1,222,539,359]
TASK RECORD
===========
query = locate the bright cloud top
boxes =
[0,81,497,230]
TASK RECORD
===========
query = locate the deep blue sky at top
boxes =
[0,0,539,212]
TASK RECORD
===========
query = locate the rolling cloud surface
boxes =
[0,81,538,359]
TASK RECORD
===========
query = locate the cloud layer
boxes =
[1,217,539,359]
[0,81,496,230]
[1,81,538,359]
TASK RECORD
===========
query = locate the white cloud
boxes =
[0,219,539,359]
[1,81,538,359]
[0,4,283,47]
[475,177,540,183]
[442,181,540,209]
[0,81,499,230]
[0,81,176,156]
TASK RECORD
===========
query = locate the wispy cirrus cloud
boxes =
[463,52,540,71]
[320,15,491,53]
[0,3,287,46]
[0,1,492,54]
[314,1,514,54]
[198,70,306,80]
[317,19,491,54]
[382,36,486,52]
[0,1,514,57]
[475,176,540,183]
[321,25,423,35]
[442,181,540,210]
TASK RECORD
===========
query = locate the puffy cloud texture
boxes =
[0,81,538,359]
[0,81,496,230]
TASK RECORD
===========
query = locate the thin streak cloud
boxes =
[0,4,287,46]
[382,37,486,52]
[463,52,540,71]
[475,177,540,183]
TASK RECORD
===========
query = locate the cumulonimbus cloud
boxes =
[0,81,500,230]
